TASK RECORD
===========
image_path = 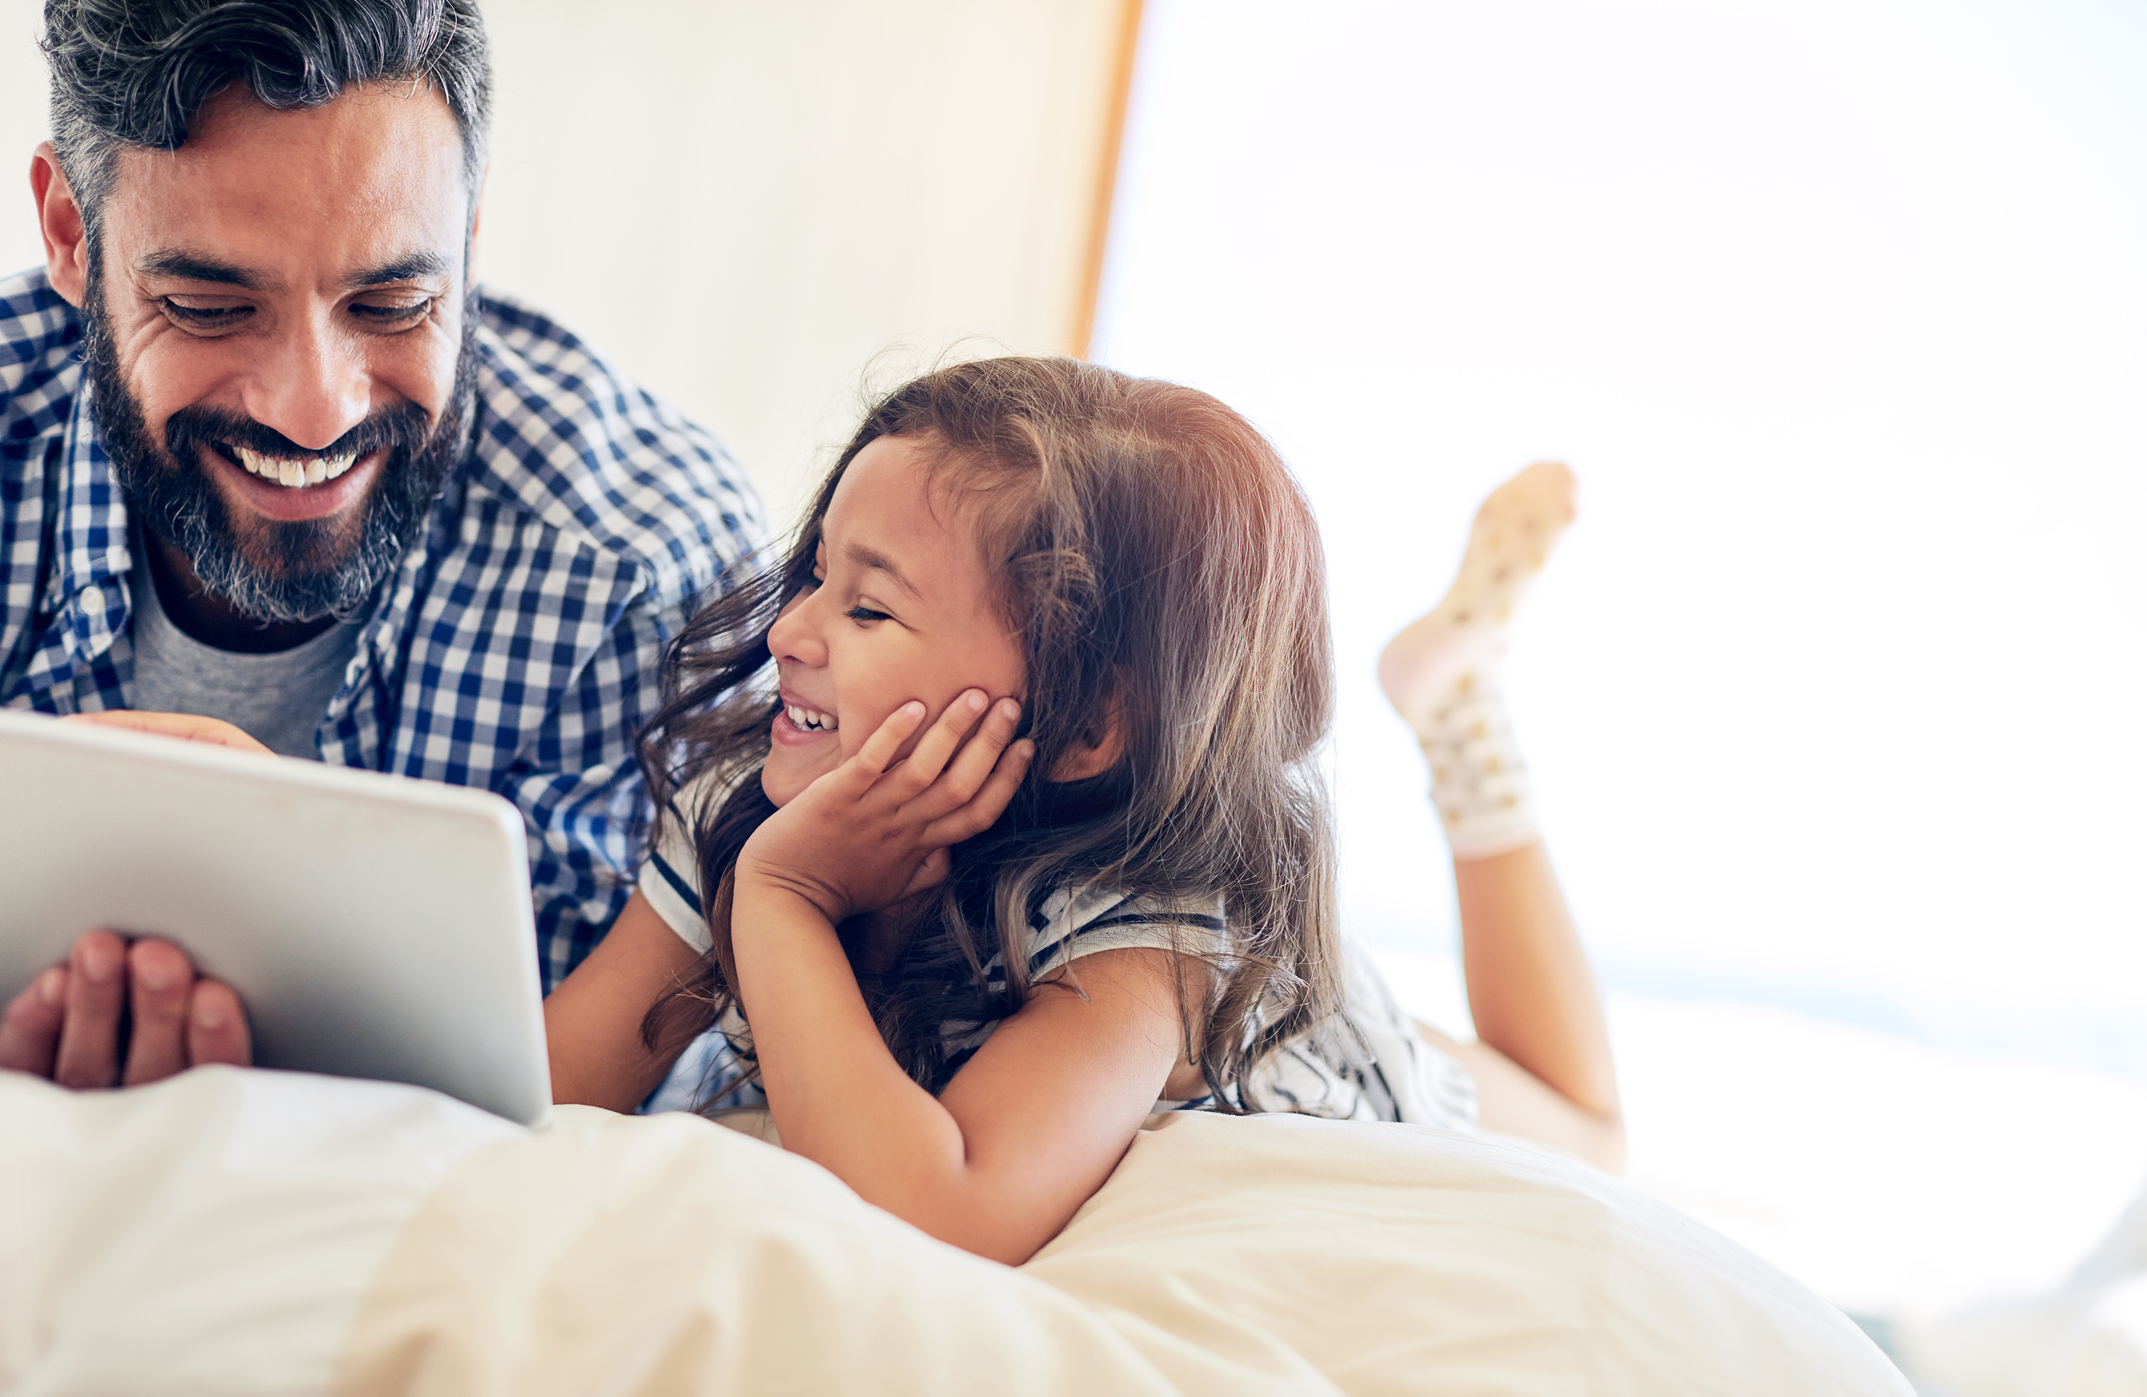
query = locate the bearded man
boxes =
[0,0,763,1084]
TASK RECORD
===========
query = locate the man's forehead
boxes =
[103,81,470,267]
[179,79,463,166]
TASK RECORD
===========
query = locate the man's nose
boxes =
[240,311,371,452]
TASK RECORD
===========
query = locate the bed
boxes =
[1,1065,1906,1394]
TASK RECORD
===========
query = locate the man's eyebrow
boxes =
[131,251,451,291]
[135,250,262,289]
[349,253,453,288]
[843,542,922,599]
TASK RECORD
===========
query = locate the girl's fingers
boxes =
[934,696,1023,799]
[848,701,929,781]
[901,847,953,900]
[893,689,991,795]
[923,739,1036,847]
[903,695,1021,822]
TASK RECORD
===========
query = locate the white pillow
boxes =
[1034,1110,1908,1395]
[0,1067,1908,1395]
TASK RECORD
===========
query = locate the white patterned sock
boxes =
[1377,462,1576,861]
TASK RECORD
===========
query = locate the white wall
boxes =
[0,2,42,271]
[0,0,1137,526]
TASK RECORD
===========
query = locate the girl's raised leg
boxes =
[1378,462,1624,1172]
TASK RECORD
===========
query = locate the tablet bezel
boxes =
[0,709,552,1125]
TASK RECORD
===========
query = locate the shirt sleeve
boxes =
[1024,885,1232,979]
[638,796,713,954]
[507,580,689,991]
[635,765,748,955]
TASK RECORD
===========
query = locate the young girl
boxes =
[543,356,1622,1265]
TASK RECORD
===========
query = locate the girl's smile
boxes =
[773,692,838,738]
[760,433,1025,808]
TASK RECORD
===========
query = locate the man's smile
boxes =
[218,439,361,487]
[197,438,388,523]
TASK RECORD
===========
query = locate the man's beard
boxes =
[83,295,477,627]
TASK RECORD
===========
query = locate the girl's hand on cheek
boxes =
[738,691,1034,924]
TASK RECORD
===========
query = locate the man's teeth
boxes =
[230,443,359,488]
[785,703,837,733]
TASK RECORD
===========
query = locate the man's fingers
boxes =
[923,739,1036,847]
[53,931,127,1089]
[122,939,195,1086]
[186,980,252,1069]
[0,966,69,1077]
[62,710,275,755]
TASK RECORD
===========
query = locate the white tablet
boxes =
[0,709,552,1125]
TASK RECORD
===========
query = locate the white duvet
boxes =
[0,1066,1906,1395]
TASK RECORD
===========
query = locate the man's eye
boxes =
[845,605,890,624]
[161,300,249,330]
[351,298,433,325]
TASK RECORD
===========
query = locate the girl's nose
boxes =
[766,588,826,667]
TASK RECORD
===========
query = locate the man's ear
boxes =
[31,143,90,308]
[1049,675,1126,782]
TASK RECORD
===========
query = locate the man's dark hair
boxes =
[41,0,491,241]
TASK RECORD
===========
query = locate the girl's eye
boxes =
[161,300,250,331]
[845,605,891,624]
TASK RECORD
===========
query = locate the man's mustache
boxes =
[164,402,432,466]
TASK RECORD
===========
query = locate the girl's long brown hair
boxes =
[638,357,1341,1107]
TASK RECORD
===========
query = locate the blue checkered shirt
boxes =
[0,266,766,989]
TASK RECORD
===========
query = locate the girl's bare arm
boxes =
[732,876,1185,1264]
[730,691,1189,1263]
[547,842,1185,1266]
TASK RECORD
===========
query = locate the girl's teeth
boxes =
[785,703,837,732]
[231,444,360,487]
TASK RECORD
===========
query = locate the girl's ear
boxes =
[1048,672,1126,782]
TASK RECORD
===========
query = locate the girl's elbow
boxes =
[893,1182,1073,1266]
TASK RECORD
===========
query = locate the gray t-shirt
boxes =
[127,543,364,760]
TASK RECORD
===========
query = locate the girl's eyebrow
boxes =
[843,542,922,600]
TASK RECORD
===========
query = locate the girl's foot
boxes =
[1378,461,1576,860]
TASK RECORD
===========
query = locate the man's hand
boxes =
[61,710,274,754]
[0,931,251,1088]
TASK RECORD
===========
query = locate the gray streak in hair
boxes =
[40,0,491,244]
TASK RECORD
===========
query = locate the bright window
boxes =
[1095,0,2147,1321]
